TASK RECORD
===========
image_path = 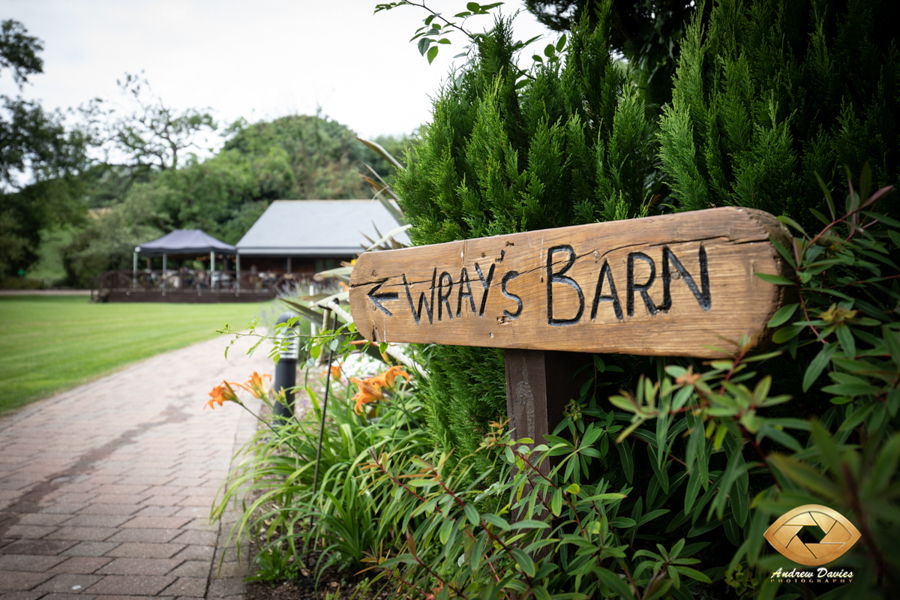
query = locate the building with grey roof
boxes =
[235,199,407,277]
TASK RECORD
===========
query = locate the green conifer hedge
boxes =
[659,0,900,225]
[394,0,900,475]
[394,9,660,470]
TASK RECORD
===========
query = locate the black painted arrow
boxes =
[367,280,398,317]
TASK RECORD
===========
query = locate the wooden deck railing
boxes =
[90,270,333,303]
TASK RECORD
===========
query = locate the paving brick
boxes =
[167,560,208,578]
[171,530,219,547]
[180,519,215,531]
[0,554,67,571]
[14,513,70,526]
[130,506,181,518]
[213,546,247,563]
[105,529,180,544]
[119,516,191,530]
[0,592,45,600]
[0,571,53,591]
[81,596,166,600]
[0,539,76,555]
[0,479,35,491]
[33,573,101,593]
[89,494,149,506]
[171,507,211,520]
[45,493,96,505]
[140,486,185,498]
[170,545,214,562]
[140,495,185,507]
[49,557,112,574]
[75,504,138,516]
[2,525,57,539]
[90,484,149,496]
[44,527,117,542]
[206,577,243,598]
[2,502,41,514]
[39,504,87,515]
[116,476,175,487]
[58,515,130,528]
[212,562,247,578]
[39,595,99,600]
[175,496,215,508]
[97,557,183,576]
[160,577,206,597]
[59,542,120,557]
[83,575,176,596]
[105,543,184,559]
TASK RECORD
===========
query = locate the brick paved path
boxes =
[0,335,271,600]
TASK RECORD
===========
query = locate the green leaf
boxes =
[556,34,567,51]
[684,470,702,514]
[810,421,842,476]
[769,455,839,498]
[509,548,536,577]
[866,433,900,494]
[566,483,581,495]
[772,325,804,344]
[426,45,439,64]
[551,488,563,516]
[481,513,510,531]
[889,229,900,250]
[464,503,479,526]
[803,342,838,392]
[439,518,453,544]
[617,439,634,483]
[675,566,712,583]
[510,520,550,530]
[884,326,900,365]
[822,382,881,397]
[768,303,799,328]
[596,567,634,599]
[776,215,807,236]
[834,323,856,358]
[755,272,795,285]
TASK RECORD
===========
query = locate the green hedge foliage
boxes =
[393,10,660,473]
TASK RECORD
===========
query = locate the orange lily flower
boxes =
[367,365,410,392]
[349,366,410,416]
[233,372,272,400]
[328,362,343,379]
[350,377,385,415]
[382,365,410,389]
[205,381,241,410]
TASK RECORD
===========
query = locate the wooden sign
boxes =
[349,207,793,358]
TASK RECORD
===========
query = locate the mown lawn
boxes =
[0,296,266,415]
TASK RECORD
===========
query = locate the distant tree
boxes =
[222,113,376,199]
[80,72,216,176]
[0,19,88,279]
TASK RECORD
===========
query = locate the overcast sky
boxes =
[1,0,554,146]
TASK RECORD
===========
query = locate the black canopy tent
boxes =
[134,230,237,290]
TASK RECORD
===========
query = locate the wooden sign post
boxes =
[349,207,793,463]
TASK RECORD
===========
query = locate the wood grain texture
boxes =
[349,207,793,358]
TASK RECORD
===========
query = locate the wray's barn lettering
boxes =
[349,207,794,358]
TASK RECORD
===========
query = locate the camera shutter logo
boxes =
[763,505,861,566]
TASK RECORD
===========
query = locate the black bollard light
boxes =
[272,312,299,419]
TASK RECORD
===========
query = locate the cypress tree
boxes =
[658,0,900,224]
[394,9,658,470]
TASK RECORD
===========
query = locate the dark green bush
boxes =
[394,10,659,474]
